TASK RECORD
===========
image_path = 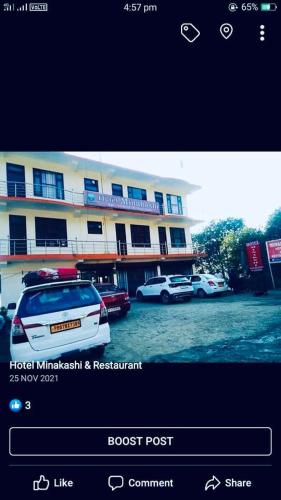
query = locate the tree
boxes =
[221,227,265,271]
[265,208,281,241]
[192,218,245,275]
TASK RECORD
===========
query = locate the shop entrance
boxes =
[121,264,158,296]
[76,262,115,283]
[126,268,145,296]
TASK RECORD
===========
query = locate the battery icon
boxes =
[260,3,278,10]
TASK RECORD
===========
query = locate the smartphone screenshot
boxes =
[0,0,280,498]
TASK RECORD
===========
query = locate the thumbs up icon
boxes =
[33,475,50,491]
[9,399,23,413]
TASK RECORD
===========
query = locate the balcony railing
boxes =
[0,180,187,216]
[0,239,205,259]
[0,180,84,205]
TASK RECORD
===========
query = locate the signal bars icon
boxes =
[3,2,28,10]
[3,3,15,10]
[3,2,48,11]
[17,2,28,10]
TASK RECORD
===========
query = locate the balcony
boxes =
[0,239,206,263]
[0,180,84,208]
[0,181,189,220]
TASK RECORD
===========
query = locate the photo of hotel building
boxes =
[0,152,205,305]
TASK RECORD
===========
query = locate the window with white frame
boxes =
[166,194,183,215]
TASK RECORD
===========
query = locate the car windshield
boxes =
[203,274,217,280]
[95,284,119,293]
[18,284,101,317]
[169,276,189,283]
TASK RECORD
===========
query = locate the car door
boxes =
[190,275,201,292]
[150,277,166,295]
[141,278,154,296]
[142,277,160,296]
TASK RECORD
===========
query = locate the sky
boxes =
[70,152,281,233]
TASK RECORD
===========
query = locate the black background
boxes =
[0,0,280,497]
[0,0,280,149]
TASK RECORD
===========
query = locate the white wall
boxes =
[0,260,77,307]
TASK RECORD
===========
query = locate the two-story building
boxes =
[0,152,205,305]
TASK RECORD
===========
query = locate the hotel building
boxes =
[0,152,205,305]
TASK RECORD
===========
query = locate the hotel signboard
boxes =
[85,191,160,214]
[266,239,281,263]
[246,241,264,272]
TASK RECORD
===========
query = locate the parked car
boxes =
[186,274,228,298]
[10,279,110,362]
[94,283,131,318]
[7,303,17,321]
[136,275,193,304]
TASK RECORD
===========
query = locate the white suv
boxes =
[186,274,228,298]
[10,280,110,362]
[136,275,193,304]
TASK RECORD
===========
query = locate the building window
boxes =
[112,183,123,197]
[166,194,183,215]
[33,168,64,200]
[154,191,164,214]
[7,163,26,197]
[170,227,186,248]
[84,178,99,192]
[87,221,103,234]
[130,224,151,248]
[127,186,147,200]
[146,277,166,285]
[35,217,68,247]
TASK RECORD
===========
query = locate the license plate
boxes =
[180,285,189,289]
[108,306,121,312]
[218,283,224,287]
[50,319,81,334]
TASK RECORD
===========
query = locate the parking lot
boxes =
[104,292,281,362]
[1,292,281,362]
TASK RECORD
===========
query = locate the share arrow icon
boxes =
[204,475,221,491]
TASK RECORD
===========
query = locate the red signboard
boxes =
[246,241,264,272]
[266,239,281,263]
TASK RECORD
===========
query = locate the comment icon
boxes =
[108,476,124,491]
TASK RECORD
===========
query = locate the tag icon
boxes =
[220,23,233,39]
[181,23,200,43]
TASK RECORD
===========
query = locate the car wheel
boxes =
[161,291,170,304]
[136,291,143,302]
[197,288,207,298]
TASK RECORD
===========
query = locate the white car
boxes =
[136,275,193,304]
[186,274,228,298]
[10,280,110,362]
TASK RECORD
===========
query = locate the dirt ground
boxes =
[1,291,281,362]
[104,291,281,362]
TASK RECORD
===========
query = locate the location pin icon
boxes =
[220,23,233,39]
